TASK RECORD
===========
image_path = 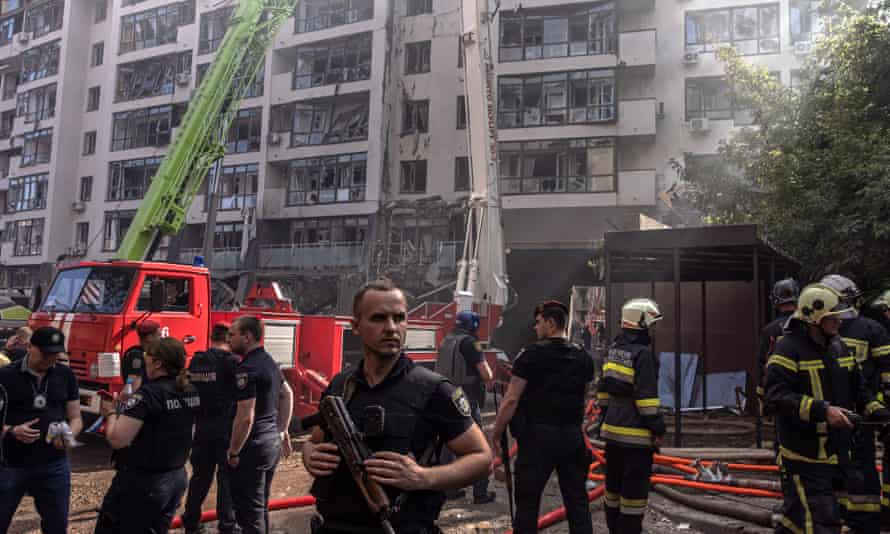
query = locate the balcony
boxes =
[618,29,655,67]
[258,242,364,270]
[501,169,655,209]
[179,248,242,270]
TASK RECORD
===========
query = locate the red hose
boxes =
[655,453,779,473]
[587,473,781,499]
[492,441,519,468]
[169,496,316,529]
[503,486,605,534]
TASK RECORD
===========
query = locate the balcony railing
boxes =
[259,242,364,269]
[294,8,372,34]
[179,247,242,270]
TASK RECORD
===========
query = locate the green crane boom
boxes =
[115,0,298,261]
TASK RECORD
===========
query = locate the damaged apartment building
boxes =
[0,0,825,314]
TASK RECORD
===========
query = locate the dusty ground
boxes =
[9,409,776,534]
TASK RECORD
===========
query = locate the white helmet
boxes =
[793,284,857,325]
[621,298,663,330]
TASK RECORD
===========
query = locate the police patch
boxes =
[452,387,471,417]
[236,372,248,390]
[126,393,142,409]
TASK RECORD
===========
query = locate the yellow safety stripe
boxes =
[597,392,610,400]
[837,356,855,369]
[604,490,620,508]
[620,497,647,507]
[881,372,890,384]
[780,516,804,534]
[602,423,651,438]
[882,483,890,493]
[799,396,814,422]
[809,370,824,401]
[866,400,885,416]
[873,345,890,357]
[842,337,869,362]
[780,445,838,465]
[798,359,825,371]
[882,496,889,507]
[768,354,798,372]
[879,392,885,404]
[620,498,647,515]
[839,499,881,512]
[603,362,635,377]
[635,398,660,408]
[793,474,814,534]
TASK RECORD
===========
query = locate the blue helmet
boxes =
[455,310,480,332]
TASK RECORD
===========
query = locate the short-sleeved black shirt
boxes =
[512,338,595,426]
[458,336,485,401]
[189,347,240,441]
[115,375,199,472]
[234,346,283,445]
[0,357,78,467]
[121,346,147,382]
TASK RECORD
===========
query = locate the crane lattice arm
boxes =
[115,0,298,261]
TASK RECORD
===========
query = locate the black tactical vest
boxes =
[311,363,448,530]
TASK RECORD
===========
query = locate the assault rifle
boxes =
[310,396,397,534]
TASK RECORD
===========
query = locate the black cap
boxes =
[30,326,66,354]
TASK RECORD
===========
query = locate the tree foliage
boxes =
[680,3,890,288]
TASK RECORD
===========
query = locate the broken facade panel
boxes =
[115,51,192,102]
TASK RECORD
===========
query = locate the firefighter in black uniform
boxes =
[96,337,201,534]
[182,322,241,534]
[865,290,890,524]
[120,320,161,392]
[302,278,492,534]
[226,316,295,534]
[820,275,890,533]
[598,298,665,534]
[766,284,890,534]
[435,309,496,504]
[492,300,595,534]
[758,279,800,415]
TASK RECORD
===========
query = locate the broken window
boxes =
[80,176,92,201]
[498,138,615,194]
[685,77,733,120]
[116,51,192,102]
[454,157,470,192]
[400,160,427,194]
[286,152,367,205]
[83,131,97,156]
[12,218,43,256]
[119,1,194,55]
[111,104,184,151]
[276,94,369,147]
[212,222,243,249]
[198,58,264,98]
[7,173,48,212]
[2,72,17,100]
[406,0,431,16]
[208,163,258,211]
[685,4,779,54]
[293,33,371,89]
[91,42,104,67]
[17,83,56,122]
[498,69,615,128]
[402,100,429,134]
[199,6,233,55]
[225,108,262,154]
[107,156,162,201]
[499,3,614,62]
[0,12,21,45]
[456,96,467,130]
[0,109,14,137]
[21,128,52,167]
[102,210,136,251]
[387,215,452,265]
[21,39,60,82]
[291,216,369,244]
[87,86,100,111]
[24,0,63,39]
[405,41,430,74]
[294,0,373,34]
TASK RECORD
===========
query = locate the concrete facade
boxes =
[0,0,820,310]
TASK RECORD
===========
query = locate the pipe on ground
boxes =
[652,484,774,528]
[588,473,782,499]
[169,495,316,529]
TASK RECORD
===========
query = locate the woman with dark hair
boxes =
[95,337,201,534]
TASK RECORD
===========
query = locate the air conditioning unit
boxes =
[682,51,699,64]
[267,132,282,146]
[175,72,191,87]
[16,32,30,44]
[689,117,710,133]
[793,41,812,56]
[71,201,86,212]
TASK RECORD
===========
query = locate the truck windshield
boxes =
[40,267,136,314]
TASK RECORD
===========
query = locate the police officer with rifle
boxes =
[302,278,492,534]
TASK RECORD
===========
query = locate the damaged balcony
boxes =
[267,93,369,161]
[258,216,369,270]
[271,33,372,101]
[115,51,193,104]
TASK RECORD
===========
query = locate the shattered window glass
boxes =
[111,104,184,151]
[24,0,63,39]
[498,70,614,128]
[286,96,368,147]
[293,34,371,89]
[286,152,367,206]
[21,128,52,167]
[225,108,262,154]
[294,0,373,34]
[12,218,43,256]
[400,160,428,193]
[116,51,191,102]
[198,6,233,55]
[402,100,429,134]
[405,41,430,74]
[119,1,194,54]
[499,3,614,62]
[208,163,258,211]
[102,211,136,251]
[7,173,47,212]
[21,40,60,82]
[498,138,615,194]
[16,83,55,123]
[107,157,162,201]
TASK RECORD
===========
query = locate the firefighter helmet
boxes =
[793,284,857,325]
[621,298,663,330]
[771,278,800,306]
[820,274,862,303]
[870,290,890,313]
